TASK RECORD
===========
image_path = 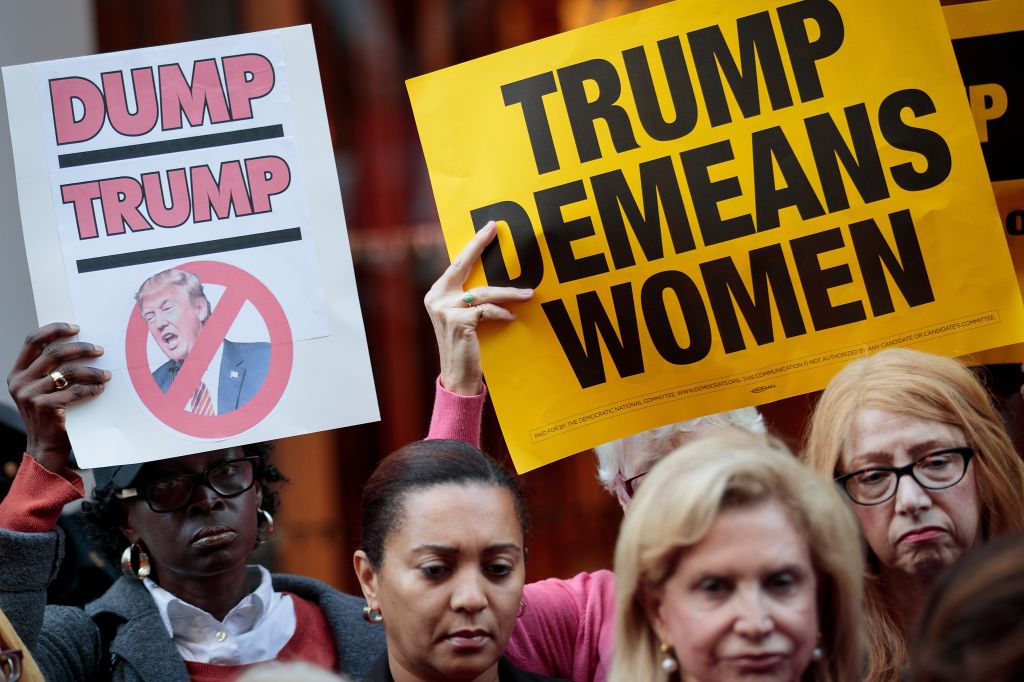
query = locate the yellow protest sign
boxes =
[944,0,1024,364]
[409,0,1024,472]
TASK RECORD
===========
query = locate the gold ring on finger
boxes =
[49,370,69,391]
[476,307,485,323]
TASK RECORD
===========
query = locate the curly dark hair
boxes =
[79,442,287,568]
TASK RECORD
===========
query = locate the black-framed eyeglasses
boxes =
[624,471,649,499]
[835,447,975,506]
[0,648,22,682]
[116,456,260,513]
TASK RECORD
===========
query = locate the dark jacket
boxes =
[0,526,385,681]
[363,651,570,682]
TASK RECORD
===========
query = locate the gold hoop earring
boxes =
[362,605,384,624]
[120,543,151,580]
[257,509,275,545]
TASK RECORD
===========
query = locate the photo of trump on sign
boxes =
[136,268,270,416]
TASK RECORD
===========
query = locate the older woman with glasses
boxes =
[804,348,1024,682]
[0,324,385,680]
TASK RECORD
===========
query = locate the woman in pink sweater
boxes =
[424,223,765,682]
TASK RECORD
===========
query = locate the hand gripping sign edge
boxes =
[126,260,293,439]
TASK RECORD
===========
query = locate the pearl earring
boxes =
[659,641,679,673]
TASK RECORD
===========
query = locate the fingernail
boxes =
[68,323,80,332]
[102,370,112,380]
[93,345,104,353]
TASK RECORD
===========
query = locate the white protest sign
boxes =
[4,25,379,467]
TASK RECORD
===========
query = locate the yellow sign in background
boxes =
[409,0,1024,472]
[944,0,1024,364]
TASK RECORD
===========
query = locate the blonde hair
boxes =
[804,348,1024,682]
[611,430,863,682]
[0,608,45,682]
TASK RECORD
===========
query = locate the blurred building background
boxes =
[0,0,1003,597]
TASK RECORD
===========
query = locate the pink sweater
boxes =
[429,379,616,682]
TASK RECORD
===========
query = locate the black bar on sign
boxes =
[57,124,285,168]
[75,227,302,273]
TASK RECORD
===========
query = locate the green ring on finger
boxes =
[463,293,474,305]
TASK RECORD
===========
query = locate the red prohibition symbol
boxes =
[126,260,293,439]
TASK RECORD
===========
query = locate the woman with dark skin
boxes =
[0,323,384,681]
[353,439,567,682]
[97,449,269,619]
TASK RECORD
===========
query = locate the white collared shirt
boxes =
[143,565,296,664]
